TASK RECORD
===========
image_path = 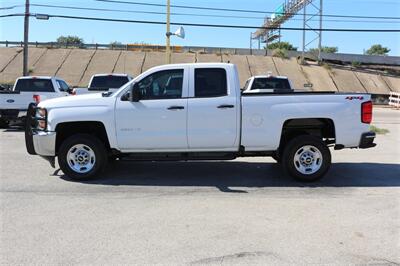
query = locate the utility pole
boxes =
[23,0,30,76]
[318,0,323,63]
[165,0,171,64]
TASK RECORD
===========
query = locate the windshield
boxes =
[89,76,130,90]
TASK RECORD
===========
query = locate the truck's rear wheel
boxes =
[58,134,107,181]
[282,135,331,182]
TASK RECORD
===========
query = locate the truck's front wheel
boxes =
[58,134,107,181]
[282,135,331,182]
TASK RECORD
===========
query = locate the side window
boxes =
[57,80,69,91]
[136,69,183,100]
[195,68,227,97]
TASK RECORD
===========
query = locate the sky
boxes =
[1,0,399,55]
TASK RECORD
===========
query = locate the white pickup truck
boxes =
[25,63,376,182]
[0,76,71,127]
[73,73,133,95]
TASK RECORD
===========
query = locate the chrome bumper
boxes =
[32,131,56,156]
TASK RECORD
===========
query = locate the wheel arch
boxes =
[279,118,336,151]
[55,121,111,155]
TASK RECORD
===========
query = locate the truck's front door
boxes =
[115,67,189,150]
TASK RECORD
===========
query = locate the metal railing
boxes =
[389,92,400,109]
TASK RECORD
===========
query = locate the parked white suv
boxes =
[25,63,376,182]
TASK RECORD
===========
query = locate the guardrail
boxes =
[389,92,400,109]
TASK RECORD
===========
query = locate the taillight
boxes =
[361,101,373,124]
[33,94,41,103]
[72,88,76,95]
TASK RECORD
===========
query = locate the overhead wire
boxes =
[2,3,399,24]
[95,0,400,20]
[1,13,396,32]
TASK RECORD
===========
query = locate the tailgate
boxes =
[0,93,33,110]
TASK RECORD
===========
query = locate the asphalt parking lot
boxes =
[0,107,399,265]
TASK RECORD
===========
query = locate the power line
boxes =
[2,13,396,32]
[4,3,400,23]
[95,0,400,20]
[0,5,24,10]
[1,3,394,24]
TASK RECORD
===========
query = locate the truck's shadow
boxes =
[59,161,400,192]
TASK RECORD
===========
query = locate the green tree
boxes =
[366,44,390,55]
[266,42,297,51]
[56,35,84,45]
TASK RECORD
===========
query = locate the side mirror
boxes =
[129,83,141,102]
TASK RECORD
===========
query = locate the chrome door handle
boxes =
[167,106,185,110]
[217,104,234,109]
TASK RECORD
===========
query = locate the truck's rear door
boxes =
[187,65,239,150]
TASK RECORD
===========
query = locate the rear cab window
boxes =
[251,78,291,90]
[89,76,130,90]
[194,68,227,97]
[14,79,55,92]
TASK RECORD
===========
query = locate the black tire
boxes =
[58,134,108,181]
[0,118,9,129]
[271,152,281,163]
[281,135,331,182]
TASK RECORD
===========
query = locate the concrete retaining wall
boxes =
[329,68,366,93]
[354,72,391,95]
[0,47,399,94]
[273,58,309,90]
[0,48,45,84]
[31,49,71,77]
[80,50,121,86]
[56,49,96,86]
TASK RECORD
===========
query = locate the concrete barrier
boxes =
[354,71,391,95]
[31,48,71,77]
[222,54,251,87]
[330,68,366,93]
[246,55,278,76]
[382,76,400,93]
[113,51,145,77]
[80,50,121,86]
[0,47,46,84]
[273,57,309,90]
[56,49,96,86]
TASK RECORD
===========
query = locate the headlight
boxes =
[35,108,47,130]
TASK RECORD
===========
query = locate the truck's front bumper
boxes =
[25,103,56,157]
[359,131,376,149]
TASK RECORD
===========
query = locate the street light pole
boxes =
[165,0,171,64]
[23,0,30,76]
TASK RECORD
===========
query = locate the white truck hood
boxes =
[38,93,108,109]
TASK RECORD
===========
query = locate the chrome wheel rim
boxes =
[67,144,96,173]
[293,145,323,175]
